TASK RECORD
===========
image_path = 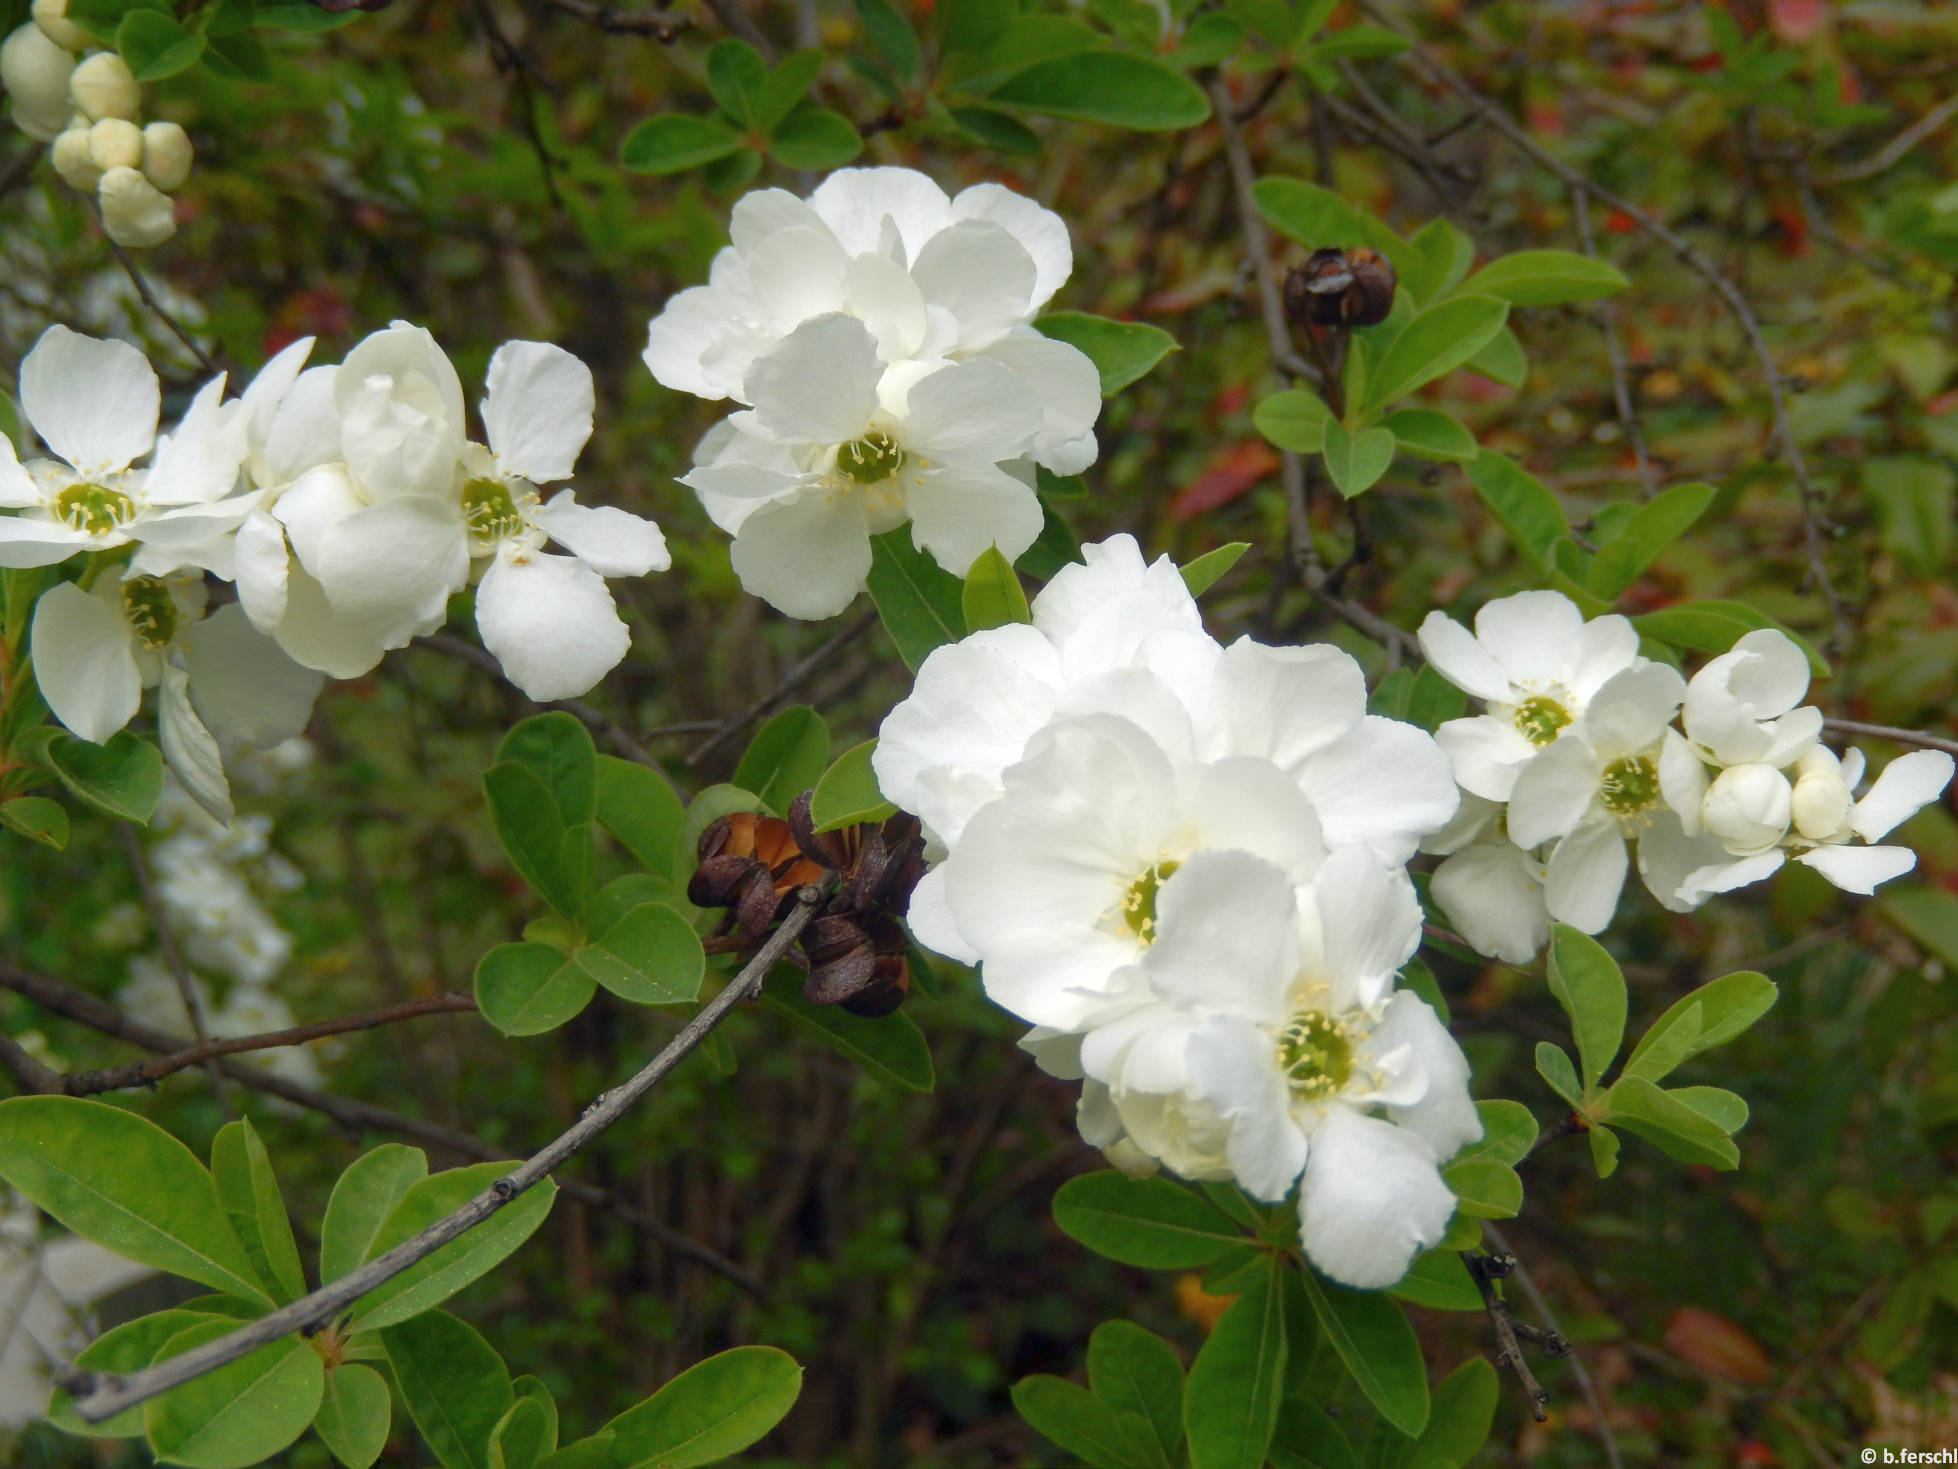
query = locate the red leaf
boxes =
[1167,441,1280,521]
[1664,1306,1774,1385]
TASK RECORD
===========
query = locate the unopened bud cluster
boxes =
[2,0,192,247]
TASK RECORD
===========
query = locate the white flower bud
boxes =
[98,164,176,247]
[31,0,88,53]
[50,120,100,188]
[1702,762,1793,854]
[2,22,78,140]
[139,119,190,190]
[68,49,139,121]
[1101,1139,1160,1179]
[86,114,141,170]
[1791,746,1853,842]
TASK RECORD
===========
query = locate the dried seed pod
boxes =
[687,852,761,909]
[801,915,878,1006]
[1284,247,1356,327]
[1342,247,1396,326]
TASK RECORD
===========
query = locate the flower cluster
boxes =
[1419,592,1954,962]
[642,166,1102,619]
[876,536,1479,1289]
[2,1,194,247]
[4,322,668,818]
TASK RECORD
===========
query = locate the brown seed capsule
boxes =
[1342,247,1396,326]
[1284,248,1357,327]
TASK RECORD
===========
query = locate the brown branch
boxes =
[1813,96,1958,185]
[102,234,218,376]
[62,884,824,1422]
[55,994,477,1096]
[1359,4,1853,658]
[1461,1248,1564,1424]
[1483,1222,1622,1469]
[1821,718,1958,760]
[120,826,233,1118]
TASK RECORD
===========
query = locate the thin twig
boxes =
[103,235,217,376]
[1821,717,1958,759]
[1483,1223,1622,1469]
[686,608,877,766]
[0,1033,59,1095]
[64,884,824,1422]
[1813,96,1958,185]
[533,0,686,36]
[1572,190,1657,500]
[1461,1249,1558,1421]
[119,826,233,1119]
[55,994,477,1096]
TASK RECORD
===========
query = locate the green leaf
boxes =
[1386,1249,1483,1313]
[1253,389,1332,453]
[1401,218,1476,306]
[1440,1158,1523,1219]
[938,0,1015,57]
[961,545,1031,632]
[1462,249,1629,306]
[947,103,1043,155]
[988,50,1210,130]
[0,1096,269,1303]
[1321,420,1396,498]
[1180,543,1250,596]
[118,7,204,78]
[766,102,864,169]
[537,1434,617,1469]
[512,1376,559,1457]
[1621,970,1776,1084]
[1311,22,1406,58]
[1185,1260,1285,1469]
[1380,409,1478,464]
[1250,178,1409,273]
[1599,1075,1741,1169]
[1050,1171,1240,1269]
[0,793,66,847]
[250,1,360,30]
[619,114,746,174]
[497,714,597,828]
[143,1322,324,1469]
[475,942,595,1036]
[866,528,966,671]
[594,755,686,881]
[1534,1041,1581,1106]
[491,1396,555,1469]
[44,729,163,823]
[1863,456,1954,576]
[1588,1121,1620,1178]
[1011,1376,1159,1469]
[1295,1269,1428,1438]
[761,967,934,1091]
[210,1118,306,1304]
[1546,924,1627,1091]
[1368,665,1467,733]
[1466,326,1526,388]
[383,1310,514,1469]
[705,38,766,124]
[50,1309,241,1437]
[320,1144,427,1285]
[603,1345,803,1469]
[1033,312,1180,393]
[1361,294,1508,414]
[746,48,820,132]
[1632,600,1830,677]
[348,1162,557,1332]
[854,0,920,77]
[315,1363,391,1469]
[732,705,829,817]
[1883,888,1958,968]
[484,761,591,923]
[1088,1320,1184,1465]
[809,739,897,831]
[1404,1357,1498,1468]
[1586,482,1715,600]
[1452,1099,1538,1166]
[1268,1394,1356,1469]
[1469,454,1569,575]
[574,901,705,1005]
[1670,1085,1749,1134]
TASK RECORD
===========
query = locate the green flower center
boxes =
[52,482,135,536]
[1118,859,1181,942]
[1599,753,1661,816]
[121,575,177,651]
[836,432,905,485]
[1276,1010,1354,1100]
[459,477,526,544]
[1512,695,1571,747]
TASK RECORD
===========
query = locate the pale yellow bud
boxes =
[139,119,190,190]
[68,49,138,121]
[1702,763,1793,855]
[50,121,100,189]
[87,114,141,170]
[1,22,77,140]
[1791,747,1853,841]
[31,0,88,53]
[98,164,176,247]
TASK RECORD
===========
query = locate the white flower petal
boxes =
[1298,1108,1456,1290]
[951,181,1073,307]
[0,426,43,507]
[742,315,882,446]
[901,356,1041,463]
[807,166,952,258]
[146,375,249,506]
[1186,1017,1306,1201]
[0,517,95,567]
[1144,850,1300,1019]
[1676,850,1785,906]
[1430,841,1548,964]
[1294,716,1459,860]
[476,551,631,701]
[1543,818,1628,933]
[21,324,159,475]
[1635,808,1723,913]
[911,219,1038,347]
[1795,843,1916,894]
[1434,714,1538,803]
[1211,638,1366,772]
[1416,611,1514,703]
[1186,756,1327,882]
[743,225,851,335]
[904,864,980,964]
[180,605,325,747]
[728,489,873,620]
[257,364,341,486]
[1372,992,1482,1161]
[482,341,594,485]
[1583,662,1684,753]
[1507,736,1599,848]
[1658,728,1711,837]
[1314,847,1422,1002]
[265,563,390,678]
[902,461,1043,578]
[233,508,291,632]
[973,331,1102,472]
[1473,591,1584,691]
[158,665,233,826]
[31,579,141,743]
[1848,750,1955,841]
[534,490,671,578]
[844,251,928,359]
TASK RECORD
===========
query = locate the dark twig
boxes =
[0,1033,59,1094]
[55,994,477,1096]
[63,885,824,1421]
[1484,1222,1622,1469]
[1572,191,1656,499]
[119,826,233,1118]
[1821,717,1958,760]
[686,608,878,765]
[533,0,686,36]
[1461,1249,1564,1423]
[1813,96,1958,185]
[102,235,218,376]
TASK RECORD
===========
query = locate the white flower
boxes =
[2,23,77,140]
[98,164,176,248]
[1422,794,1551,965]
[1504,662,1686,932]
[686,313,1046,619]
[1074,848,1479,1288]
[1419,591,1644,802]
[0,326,248,572]
[66,49,137,121]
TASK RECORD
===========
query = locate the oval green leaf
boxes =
[1087,1320,1183,1464]
[497,713,597,828]
[1361,294,1509,415]
[383,1309,514,1469]
[118,7,204,80]
[619,114,746,175]
[1462,249,1629,306]
[988,50,1210,130]
[1381,408,1479,464]
[142,1321,324,1469]
[1252,389,1331,453]
[1033,312,1180,394]
[0,794,68,848]
[320,1144,427,1285]
[1010,1374,1159,1469]
[476,942,596,1036]
[44,729,163,824]
[760,967,934,1091]
[1185,1262,1285,1469]
[1321,420,1395,499]
[602,1345,803,1469]
[1050,1171,1240,1269]
[866,528,966,671]
[809,739,897,832]
[595,754,686,881]
[348,1163,557,1332]
[1546,923,1627,1091]
[211,1117,306,1303]
[1294,1269,1429,1438]
[961,544,1031,632]
[575,901,705,1005]
[315,1363,391,1469]
[765,104,864,169]
[732,705,829,817]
